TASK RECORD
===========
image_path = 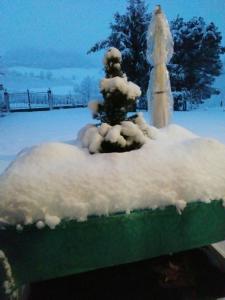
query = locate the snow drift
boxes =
[0,124,225,229]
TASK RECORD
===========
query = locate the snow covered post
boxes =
[27,89,31,110]
[3,90,10,112]
[47,88,53,110]
[146,5,174,128]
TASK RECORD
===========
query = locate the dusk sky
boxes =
[1,0,225,66]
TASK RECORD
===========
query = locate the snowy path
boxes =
[0,107,224,173]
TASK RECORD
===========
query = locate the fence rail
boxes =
[1,89,88,112]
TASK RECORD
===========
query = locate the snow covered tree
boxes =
[46,71,53,80]
[90,47,142,152]
[80,76,93,105]
[88,0,151,104]
[169,16,225,109]
[80,48,152,154]
[74,76,100,106]
[92,48,141,126]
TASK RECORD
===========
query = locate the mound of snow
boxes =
[0,124,225,228]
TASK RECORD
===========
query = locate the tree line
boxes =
[88,0,224,110]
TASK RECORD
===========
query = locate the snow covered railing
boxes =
[4,89,88,112]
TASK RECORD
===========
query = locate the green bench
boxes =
[0,200,225,298]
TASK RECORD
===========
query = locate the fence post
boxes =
[27,89,31,110]
[47,88,53,110]
[4,90,10,112]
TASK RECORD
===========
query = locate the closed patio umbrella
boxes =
[146,5,174,128]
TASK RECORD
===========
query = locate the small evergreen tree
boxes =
[84,48,152,154]
[94,48,141,126]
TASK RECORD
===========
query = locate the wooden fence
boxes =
[1,89,88,112]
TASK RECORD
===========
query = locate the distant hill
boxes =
[3,48,101,69]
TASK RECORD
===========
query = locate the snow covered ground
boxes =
[0,109,92,173]
[0,107,225,174]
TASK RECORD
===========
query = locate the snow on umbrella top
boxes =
[146,5,174,66]
[146,5,174,128]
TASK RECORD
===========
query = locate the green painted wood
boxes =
[0,200,225,289]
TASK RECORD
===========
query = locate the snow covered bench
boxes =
[1,124,225,297]
[1,200,225,298]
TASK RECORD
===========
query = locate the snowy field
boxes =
[0,107,225,174]
[2,66,103,94]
